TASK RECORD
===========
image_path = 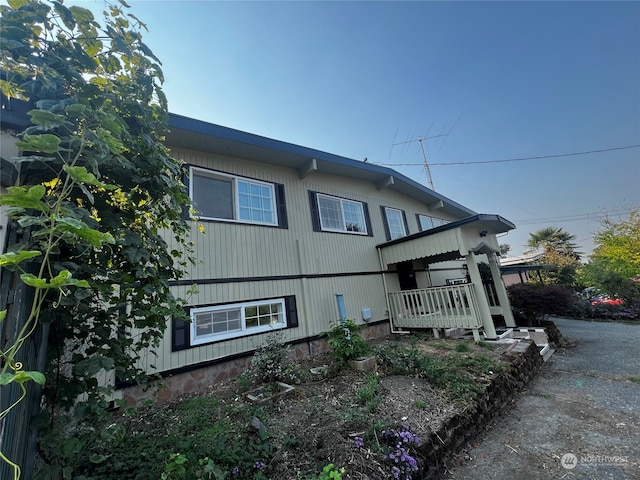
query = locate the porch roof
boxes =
[376,214,515,267]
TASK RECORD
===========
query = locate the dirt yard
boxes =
[187,336,514,479]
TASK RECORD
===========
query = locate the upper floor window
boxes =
[417,214,449,231]
[309,191,371,235]
[382,206,408,240]
[190,166,287,227]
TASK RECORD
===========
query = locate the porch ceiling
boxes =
[377,214,515,268]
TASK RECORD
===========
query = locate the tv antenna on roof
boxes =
[392,132,448,190]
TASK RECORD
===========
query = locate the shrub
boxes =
[507,283,576,326]
[250,332,298,384]
[323,319,370,365]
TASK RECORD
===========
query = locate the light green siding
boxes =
[141,147,462,375]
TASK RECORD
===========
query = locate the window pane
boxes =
[342,200,366,233]
[195,313,213,337]
[206,309,242,335]
[318,196,343,230]
[419,215,433,231]
[386,208,406,239]
[246,317,258,328]
[237,179,276,225]
[193,173,233,219]
[237,181,249,194]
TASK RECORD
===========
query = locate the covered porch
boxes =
[377,214,517,340]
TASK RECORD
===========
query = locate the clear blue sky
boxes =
[78,0,640,257]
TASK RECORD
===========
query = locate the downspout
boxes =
[377,247,409,335]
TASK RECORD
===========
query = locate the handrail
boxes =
[388,284,483,330]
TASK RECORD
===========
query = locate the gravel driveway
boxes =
[444,317,640,480]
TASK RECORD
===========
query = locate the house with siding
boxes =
[131,114,518,400]
[0,107,519,401]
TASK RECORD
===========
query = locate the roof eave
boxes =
[166,113,476,218]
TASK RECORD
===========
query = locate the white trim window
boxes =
[384,207,407,240]
[190,166,278,226]
[418,214,448,231]
[317,193,367,234]
[190,298,286,345]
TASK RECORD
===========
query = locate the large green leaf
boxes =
[69,5,95,23]
[21,270,90,289]
[0,250,42,266]
[7,0,29,9]
[27,109,73,129]
[53,1,76,30]
[63,165,117,190]
[16,133,61,154]
[0,370,46,385]
[53,216,116,247]
[73,355,114,378]
[96,127,125,154]
[0,185,49,211]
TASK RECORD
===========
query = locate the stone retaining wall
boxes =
[420,338,544,479]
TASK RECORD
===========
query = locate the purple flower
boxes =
[231,466,239,475]
[254,461,265,470]
[354,436,365,448]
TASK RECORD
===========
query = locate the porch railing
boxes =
[388,284,483,331]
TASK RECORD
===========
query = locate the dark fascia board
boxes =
[0,95,33,130]
[376,213,516,249]
[167,113,476,218]
[500,264,557,274]
[1,157,18,187]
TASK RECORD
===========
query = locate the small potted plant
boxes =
[323,319,375,371]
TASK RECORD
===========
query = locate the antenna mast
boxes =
[393,133,447,191]
[418,138,435,190]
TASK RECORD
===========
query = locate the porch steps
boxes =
[446,326,555,362]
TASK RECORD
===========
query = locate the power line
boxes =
[376,144,640,167]
[514,208,634,225]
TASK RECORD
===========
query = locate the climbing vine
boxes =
[0,0,193,477]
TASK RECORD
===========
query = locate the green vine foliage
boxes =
[0,0,194,477]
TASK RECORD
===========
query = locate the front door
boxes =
[397,261,418,290]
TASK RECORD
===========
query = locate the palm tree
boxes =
[526,227,581,260]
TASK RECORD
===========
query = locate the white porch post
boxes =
[465,252,498,339]
[487,253,516,327]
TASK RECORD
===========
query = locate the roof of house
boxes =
[166,114,477,219]
[499,252,545,266]
[376,213,516,249]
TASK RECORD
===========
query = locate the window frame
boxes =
[382,206,408,240]
[417,214,448,231]
[189,298,287,345]
[189,166,279,226]
[315,192,369,235]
